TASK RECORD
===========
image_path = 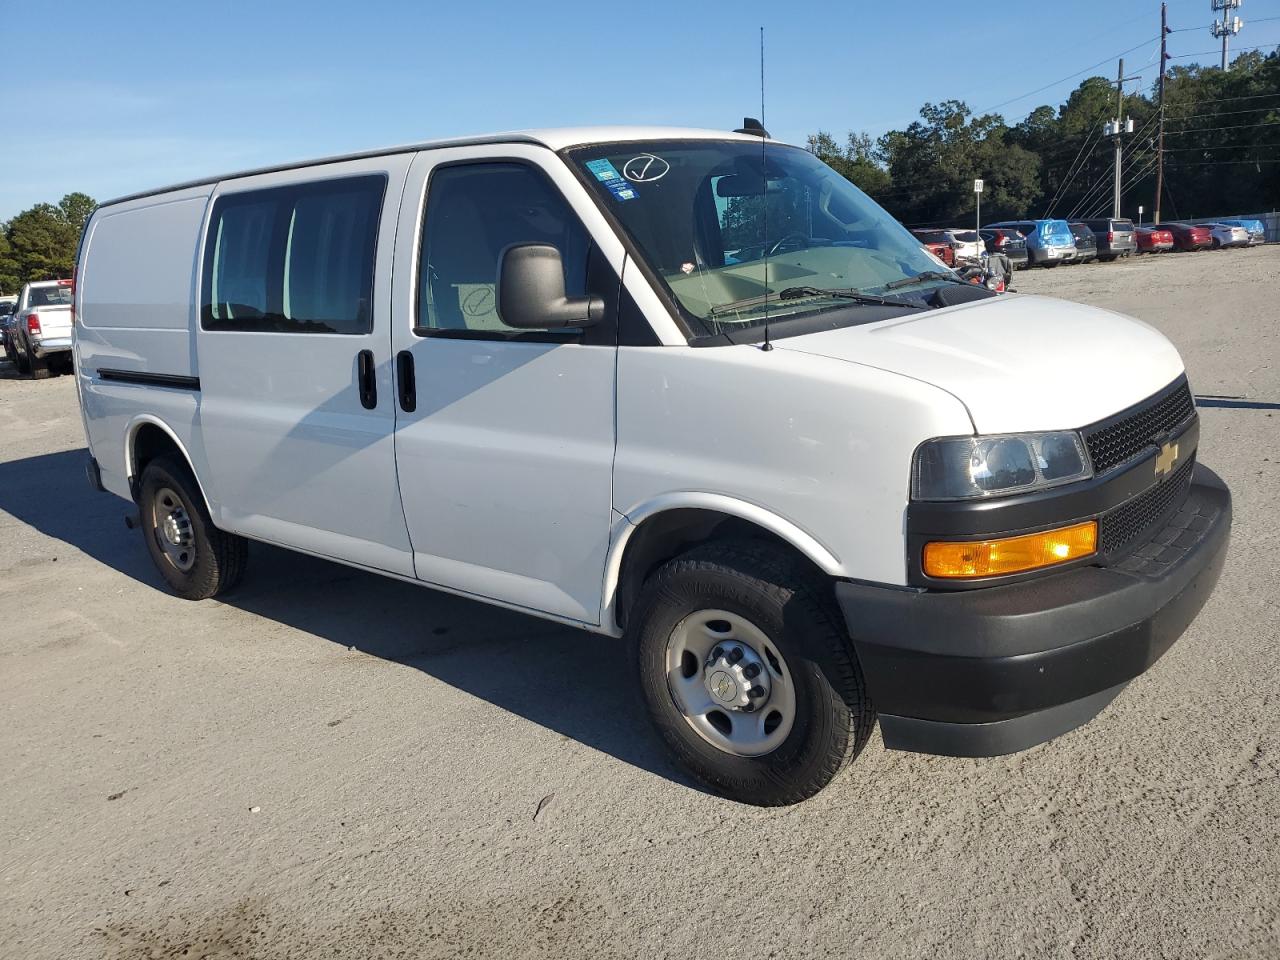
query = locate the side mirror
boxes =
[497,244,604,330]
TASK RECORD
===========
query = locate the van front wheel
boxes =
[139,456,247,600]
[630,541,874,806]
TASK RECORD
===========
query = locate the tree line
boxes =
[807,50,1280,227]
[0,193,96,295]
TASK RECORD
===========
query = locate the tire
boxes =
[29,353,50,379]
[138,455,247,600]
[630,540,875,806]
[1098,255,1117,263]
[14,344,31,375]
[1212,239,1221,250]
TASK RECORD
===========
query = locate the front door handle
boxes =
[357,349,377,409]
[396,350,416,412]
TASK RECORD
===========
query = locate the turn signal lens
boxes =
[923,521,1098,579]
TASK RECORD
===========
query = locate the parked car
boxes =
[9,279,74,378]
[984,219,1077,267]
[1080,218,1138,261]
[1165,223,1213,252]
[74,125,1231,807]
[0,296,16,361]
[911,230,956,267]
[946,229,984,263]
[1216,218,1265,245]
[979,228,1028,269]
[1205,223,1250,249]
[1067,223,1098,264]
[1136,228,1174,254]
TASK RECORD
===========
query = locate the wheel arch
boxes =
[604,494,842,635]
[124,415,213,514]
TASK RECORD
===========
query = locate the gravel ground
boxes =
[1,246,1277,959]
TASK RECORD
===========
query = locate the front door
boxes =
[389,145,622,624]
[196,156,414,576]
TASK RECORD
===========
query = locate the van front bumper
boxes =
[836,464,1230,758]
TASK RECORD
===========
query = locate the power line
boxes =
[1163,120,1280,134]
[1161,140,1280,151]
[1165,105,1280,120]
[1168,42,1280,60]
[976,36,1160,115]
[1043,125,1100,217]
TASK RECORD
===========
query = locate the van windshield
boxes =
[566,140,951,338]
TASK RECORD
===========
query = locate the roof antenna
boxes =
[759,26,772,352]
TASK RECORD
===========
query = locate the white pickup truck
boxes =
[10,279,74,378]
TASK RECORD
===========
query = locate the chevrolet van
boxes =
[74,125,1230,805]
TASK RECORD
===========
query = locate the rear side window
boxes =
[202,175,386,334]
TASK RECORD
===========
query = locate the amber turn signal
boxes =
[922,520,1098,579]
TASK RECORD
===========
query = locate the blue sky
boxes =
[2,0,1277,219]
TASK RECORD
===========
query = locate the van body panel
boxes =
[389,145,621,624]
[611,344,973,589]
[777,294,1185,434]
[194,155,415,577]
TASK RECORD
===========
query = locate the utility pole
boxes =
[1155,2,1170,224]
[1211,0,1243,70]
[1107,60,1140,220]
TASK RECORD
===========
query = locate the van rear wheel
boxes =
[139,455,247,600]
[630,541,874,806]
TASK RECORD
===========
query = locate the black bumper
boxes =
[837,464,1231,757]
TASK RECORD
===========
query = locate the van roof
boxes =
[100,126,769,208]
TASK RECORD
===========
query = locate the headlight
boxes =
[912,431,1092,501]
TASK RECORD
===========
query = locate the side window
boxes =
[416,163,589,334]
[202,175,385,333]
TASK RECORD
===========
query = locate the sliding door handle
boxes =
[357,349,377,409]
[396,350,416,412]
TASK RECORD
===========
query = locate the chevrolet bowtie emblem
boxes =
[1154,440,1180,478]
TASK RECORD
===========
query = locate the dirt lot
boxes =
[2,247,1278,960]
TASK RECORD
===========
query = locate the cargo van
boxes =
[74,125,1231,806]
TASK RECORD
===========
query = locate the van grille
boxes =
[1099,457,1195,556]
[1084,380,1196,474]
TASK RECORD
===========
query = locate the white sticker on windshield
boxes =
[623,154,670,183]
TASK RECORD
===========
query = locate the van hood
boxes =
[777,294,1186,434]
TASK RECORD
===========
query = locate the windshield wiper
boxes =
[708,285,926,317]
[881,270,968,291]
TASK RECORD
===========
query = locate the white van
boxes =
[73,125,1230,806]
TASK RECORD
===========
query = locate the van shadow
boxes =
[0,448,698,792]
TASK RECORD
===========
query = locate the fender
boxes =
[123,414,216,516]
[601,492,844,635]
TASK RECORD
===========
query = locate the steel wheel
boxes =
[150,486,196,573]
[665,609,796,757]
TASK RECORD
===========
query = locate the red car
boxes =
[1135,227,1174,254]
[1164,222,1213,252]
[912,229,955,267]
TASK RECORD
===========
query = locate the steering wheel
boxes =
[766,233,809,256]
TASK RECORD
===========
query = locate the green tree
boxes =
[875,100,1040,225]
[806,129,892,198]
[58,192,97,234]
[0,227,20,295]
[0,192,97,287]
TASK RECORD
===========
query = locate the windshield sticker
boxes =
[585,158,623,183]
[622,154,670,183]
[585,157,639,201]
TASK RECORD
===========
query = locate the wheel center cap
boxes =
[702,645,771,712]
[709,670,738,704]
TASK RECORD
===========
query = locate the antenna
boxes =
[760,26,772,352]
